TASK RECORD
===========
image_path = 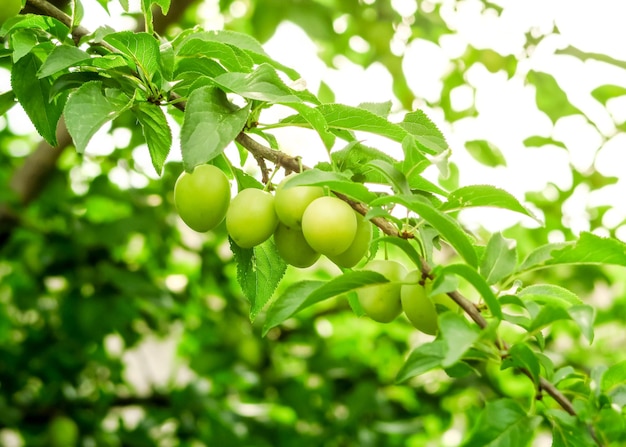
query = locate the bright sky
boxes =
[4,0,626,239]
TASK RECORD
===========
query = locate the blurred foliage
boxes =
[1,0,626,446]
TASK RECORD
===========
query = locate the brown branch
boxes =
[19,0,589,437]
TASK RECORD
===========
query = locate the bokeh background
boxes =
[2,0,626,445]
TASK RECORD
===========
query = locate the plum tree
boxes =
[174,164,231,233]
[301,196,357,256]
[226,188,278,248]
[273,223,320,268]
[274,175,324,229]
[327,212,373,268]
[357,259,407,323]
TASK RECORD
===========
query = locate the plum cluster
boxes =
[173,165,371,269]
[174,165,456,334]
[357,260,457,332]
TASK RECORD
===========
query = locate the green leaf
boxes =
[400,134,429,176]
[231,167,264,191]
[284,103,411,146]
[527,305,571,333]
[480,232,517,284]
[371,195,478,267]
[133,102,172,175]
[358,101,392,117]
[553,366,579,385]
[502,343,541,385]
[439,312,480,367]
[2,15,70,43]
[548,409,598,447]
[37,45,91,78]
[11,52,67,146]
[547,232,626,267]
[523,135,567,149]
[525,303,594,343]
[602,360,626,393]
[213,63,301,103]
[364,159,411,195]
[400,109,448,155]
[567,305,595,343]
[518,284,582,308]
[317,80,335,103]
[461,399,541,447]
[395,340,446,383]
[402,167,449,197]
[104,31,161,82]
[199,29,300,80]
[283,169,377,203]
[440,264,502,319]
[64,82,129,153]
[441,184,536,220]
[527,70,583,124]
[49,72,103,99]
[464,139,507,167]
[263,281,323,335]
[180,86,250,170]
[263,270,389,335]
[10,29,38,62]
[518,242,568,272]
[0,90,16,116]
[230,238,287,321]
[332,142,397,178]
[176,37,254,72]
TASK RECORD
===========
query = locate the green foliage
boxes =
[1,1,625,446]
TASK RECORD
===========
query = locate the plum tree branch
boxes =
[20,0,588,437]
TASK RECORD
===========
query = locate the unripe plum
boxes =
[274,175,324,228]
[174,164,230,232]
[274,223,320,268]
[357,259,407,323]
[401,271,458,335]
[328,212,372,268]
[226,188,278,248]
[301,196,357,256]
[0,0,21,25]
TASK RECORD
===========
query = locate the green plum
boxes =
[328,212,372,268]
[274,223,320,268]
[357,259,407,323]
[0,0,21,25]
[401,271,458,335]
[301,196,357,256]
[274,174,324,228]
[226,188,278,248]
[174,164,230,232]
